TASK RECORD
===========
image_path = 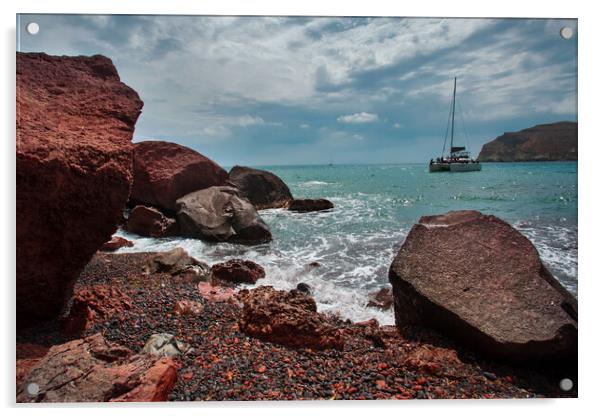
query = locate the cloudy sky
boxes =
[18,15,577,166]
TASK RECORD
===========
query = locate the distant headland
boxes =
[478,121,577,162]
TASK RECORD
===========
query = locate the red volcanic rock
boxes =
[16,333,177,403]
[211,259,266,285]
[16,52,143,326]
[130,141,228,212]
[389,210,578,362]
[173,300,204,317]
[401,344,465,377]
[228,165,293,209]
[99,236,134,252]
[60,285,133,336]
[16,344,50,386]
[238,286,345,350]
[287,198,334,212]
[126,205,179,237]
[197,282,235,302]
[366,287,393,310]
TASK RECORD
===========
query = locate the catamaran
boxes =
[429,77,481,172]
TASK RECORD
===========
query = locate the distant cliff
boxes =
[478,122,577,162]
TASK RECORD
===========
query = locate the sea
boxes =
[115,162,578,325]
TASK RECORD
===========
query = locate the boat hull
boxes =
[429,163,449,172]
[429,162,481,172]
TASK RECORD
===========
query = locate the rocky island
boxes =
[478,121,577,162]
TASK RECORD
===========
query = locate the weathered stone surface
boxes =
[16,52,143,326]
[149,247,209,277]
[238,286,345,350]
[99,236,134,252]
[60,285,133,336]
[366,287,394,310]
[478,121,577,162]
[126,205,179,237]
[388,210,578,362]
[287,198,334,212]
[175,186,272,245]
[142,333,191,357]
[228,165,293,209]
[197,282,236,302]
[173,300,204,317]
[16,344,49,386]
[211,259,266,284]
[130,141,228,212]
[16,334,177,402]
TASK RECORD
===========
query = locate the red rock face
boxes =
[60,285,133,336]
[238,286,345,350]
[389,210,578,362]
[211,259,266,284]
[130,141,228,212]
[16,52,143,326]
[16,333,177,402]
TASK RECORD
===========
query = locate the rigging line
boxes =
[457,100,471,152]
[441,90,454,158]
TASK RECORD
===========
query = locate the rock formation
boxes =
[99,236,134,252]
[211,259,266,284]
[16,52,143,326]
[287,198,334,212]
[175,186,272,244]
[126,205,179,237]
[16,333,177,402]
[389,210,577,362]
[238,286,345,350]
[130,141,228,212]
[228,165,293,209]
[478,121,577,162]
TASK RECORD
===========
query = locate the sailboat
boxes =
[429,77,481,172]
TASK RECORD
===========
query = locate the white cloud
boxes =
[337,112,379,124]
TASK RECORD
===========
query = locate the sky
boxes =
[18,15,577,166]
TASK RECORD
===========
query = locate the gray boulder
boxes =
[175,186,272,245]
[228,165,293,209]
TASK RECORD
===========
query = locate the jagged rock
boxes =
[366,287,394,310]
[60,285,133,336]
[389,210,578,362]
[228,165,293,209]
[478,121,577,162]
[211,259,266,284]
[130,141,228,212]
[238,286,345,350]
[287,198,334,212]
[16,334,177,402]
[149,247,209,278]
[16,52,143,326]
[142,333,191,357]
[99,236,134,252]
[175,186,272,245]
[126,205,179,237]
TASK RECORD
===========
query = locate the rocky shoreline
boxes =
[16,52,577,402]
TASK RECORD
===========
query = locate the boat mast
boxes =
[450,77,456,156]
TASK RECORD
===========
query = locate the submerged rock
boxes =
[211,259,266,284]
[99,236,134,252]
[16,333,177,402]
[175,186,272,244]
[130,141,228,212]
[126,205,179,237]
[388,210,578,362]
[287,198,334,212]
[16,52,143,326]
[296,282,312,294]
[238,286,345,350]
[228,165,293,209]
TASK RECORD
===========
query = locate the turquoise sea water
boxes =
[117,162,577,325]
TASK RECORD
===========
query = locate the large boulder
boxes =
[130,141,228,212]
[389,210,577,362]
[16,53,143,326]
[16,333,177,402]
[238,286,345,350]
[175,186,272,245]
[211,259,266,284]
[125,205,179,237]
[228,165,293,209]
